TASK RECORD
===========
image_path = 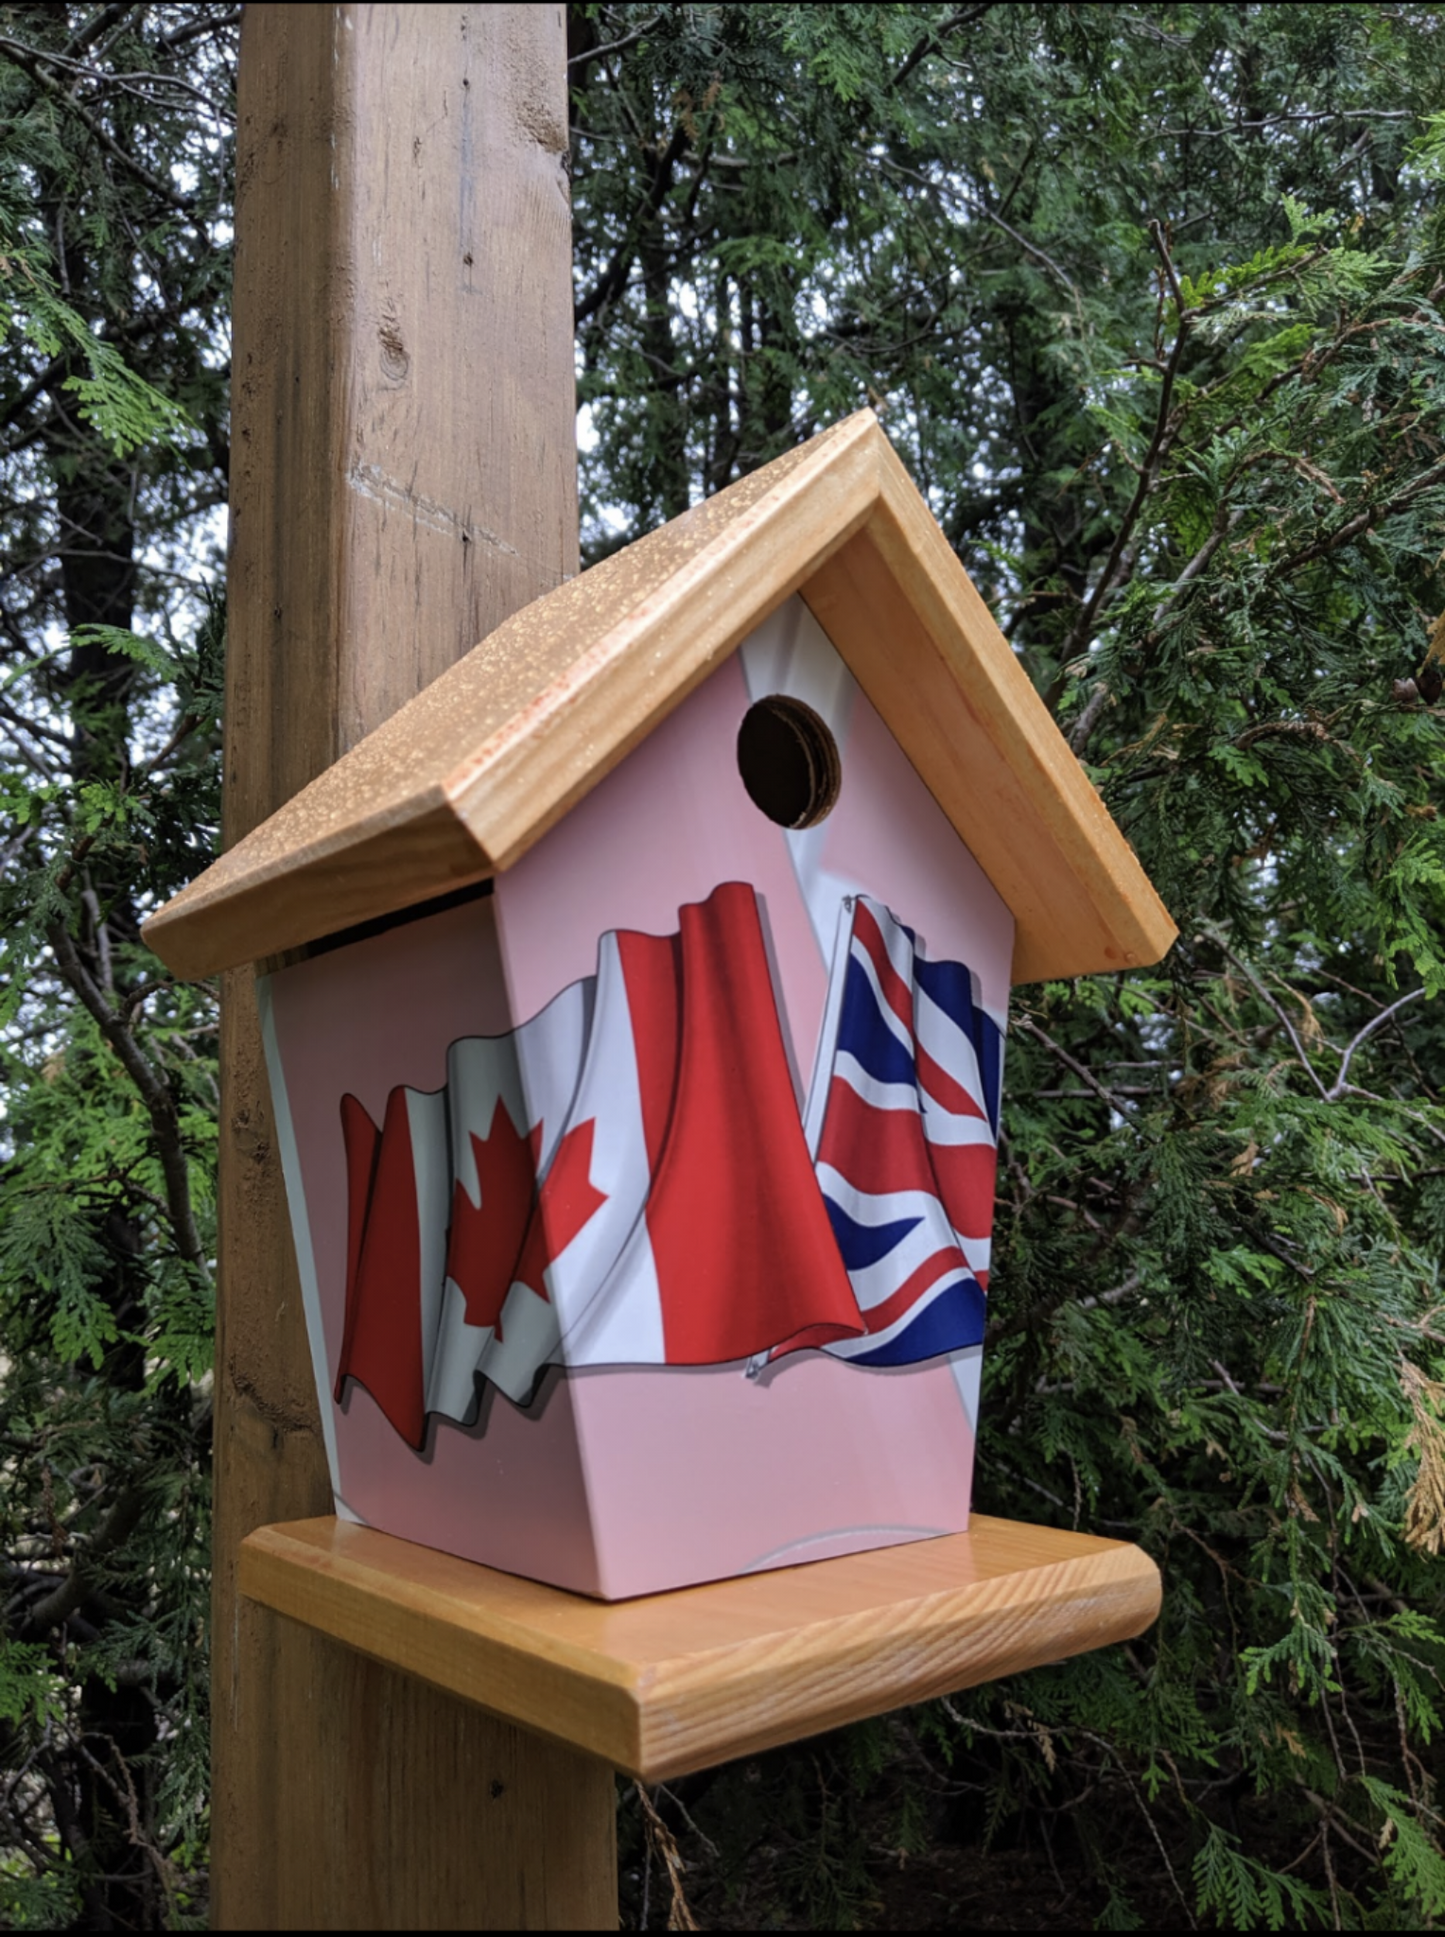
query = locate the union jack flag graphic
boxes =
[331,882,1002,1447]
[806,895,1002,1367]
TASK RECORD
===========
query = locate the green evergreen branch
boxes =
[45,919,209,1281]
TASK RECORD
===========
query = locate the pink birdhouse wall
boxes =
[258,595,1015,1599]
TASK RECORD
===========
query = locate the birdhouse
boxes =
[145,413,1175,1600]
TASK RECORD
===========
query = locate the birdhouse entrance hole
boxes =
[736,694,841,830]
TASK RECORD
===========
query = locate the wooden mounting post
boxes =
[214,8,615,1926]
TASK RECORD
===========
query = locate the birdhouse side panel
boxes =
[567,1353,978,1598]
[259,897,609,1593]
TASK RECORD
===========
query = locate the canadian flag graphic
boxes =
[335,882,865,1447]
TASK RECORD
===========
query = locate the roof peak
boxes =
[143,413,1174,984]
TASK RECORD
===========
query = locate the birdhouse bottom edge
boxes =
[327,1347,979,1600]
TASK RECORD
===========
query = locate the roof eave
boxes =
[142,413,1177,984]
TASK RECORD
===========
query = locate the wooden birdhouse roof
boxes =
[142,412,1176,984]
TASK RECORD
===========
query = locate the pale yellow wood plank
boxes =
[240,1515,1162,1782]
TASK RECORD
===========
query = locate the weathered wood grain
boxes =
[240,1515,1162,1782]
[213,8,615,1928]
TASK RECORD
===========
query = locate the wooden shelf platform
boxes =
[240,1516,1160,1781]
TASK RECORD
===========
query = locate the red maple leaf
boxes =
[444,1100,535,1333]
[511,1118,608,1305]
[444,1105,607,1335]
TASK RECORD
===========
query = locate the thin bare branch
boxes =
[569,14,664,72]
[1328,987,1430,1101]
[1212,937,1330,1103]
[25,1484,145,1632]
[1013,1013,1142,1117]
[888,6,993,91]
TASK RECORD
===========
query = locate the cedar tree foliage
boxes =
[571,4,1445,1928]
[3,2,1445,1930]
[0,4,233,1928]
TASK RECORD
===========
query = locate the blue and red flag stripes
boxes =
[812,896,1003,1368]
